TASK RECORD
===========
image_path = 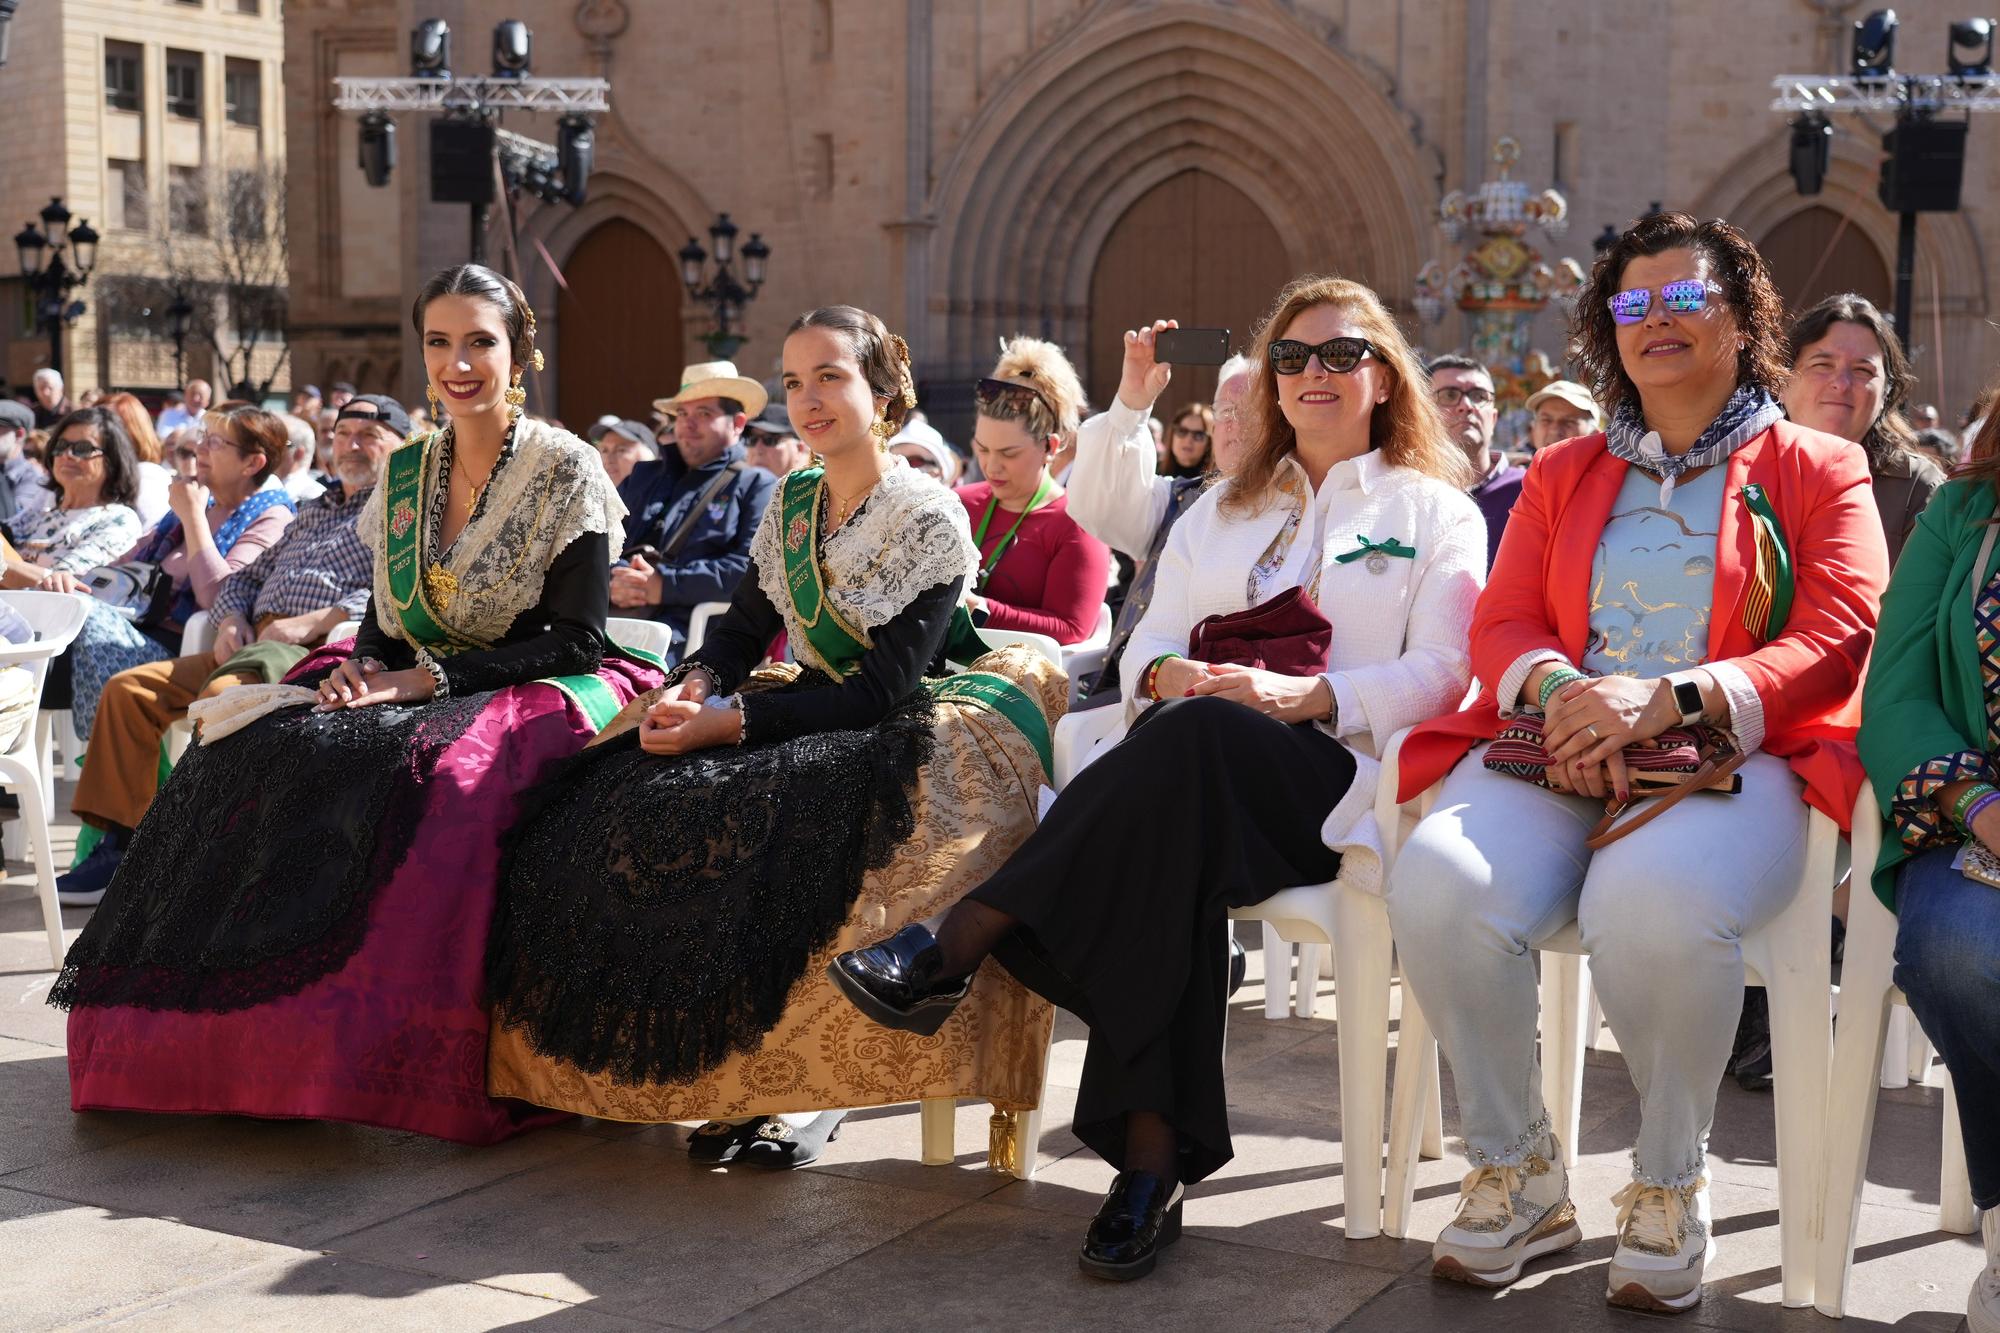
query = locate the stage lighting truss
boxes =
[332,76,609,115]
[1770,72,2000,114]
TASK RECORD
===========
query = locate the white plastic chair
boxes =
[951,626,1063,672]
[1,592,94,968]
[606,616,675,664]
[179,610,216,656]
[684,601,730,656]
[1384,787,1841,1309]
[1814,786,1978,1317]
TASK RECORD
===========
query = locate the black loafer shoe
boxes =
[1079,1170,1184,1281]
[828,924,972,1035]
[687,1117,767,1164]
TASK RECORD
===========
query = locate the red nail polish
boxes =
[1183,688,1196,697]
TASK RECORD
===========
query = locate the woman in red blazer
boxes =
[1383,214,1888,1312]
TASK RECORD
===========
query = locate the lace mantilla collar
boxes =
[357,417,626,647]
[752,460,978,673]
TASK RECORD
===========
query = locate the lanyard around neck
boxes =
[973,474,1056,587]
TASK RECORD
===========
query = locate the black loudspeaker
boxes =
[1878,119,1968,213]
[430,119,496,205]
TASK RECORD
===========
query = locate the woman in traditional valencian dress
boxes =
[51,265,661,1144]
[484,305,1063,1168]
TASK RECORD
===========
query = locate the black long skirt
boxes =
[972,694,1355,1183]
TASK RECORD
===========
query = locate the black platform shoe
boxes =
[827,924,972,1035]
[1078,1171,1184,1281]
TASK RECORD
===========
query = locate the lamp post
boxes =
[166,287,195,386]
[13,197,99,381]
[678,213,770,360]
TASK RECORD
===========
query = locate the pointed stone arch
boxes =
[922,3,1438,382]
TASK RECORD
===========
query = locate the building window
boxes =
[104,41,142,112]
[227,169,265,240]
[237,0,260,12]
[166,50,202,120]
[224,59,260,127]
[169,165,208,234]
[109,160,149,231]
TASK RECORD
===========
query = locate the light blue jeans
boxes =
[1384,748,1807,1186]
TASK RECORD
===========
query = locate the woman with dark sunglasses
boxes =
[2,407,143,589]
[1163,403,1214,478]
[955,337,1112,644]
[1386,213,1888,1313]
[831,274,1484,1280]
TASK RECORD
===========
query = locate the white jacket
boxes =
[1120,448,1486,892]
[1065,398,1172,559]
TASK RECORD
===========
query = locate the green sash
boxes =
[1737,482,1795,643]
[775,466,1053,777]
[380,433,625,732]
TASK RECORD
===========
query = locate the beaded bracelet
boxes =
[1538,666,1585,711]
[1956,783,2000,830]
[1143,652,1181,701]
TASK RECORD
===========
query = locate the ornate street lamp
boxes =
[13,197,98,380]
[679,212,770,359]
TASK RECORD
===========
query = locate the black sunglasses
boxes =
[974,376,1055,414]
[1269,337,1378,376]
[50,439,105,460]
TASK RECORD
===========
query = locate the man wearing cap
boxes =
[744,401,811,478]
[614,360,778,659]
[290,383,324,420]
[57,395,409,905]
[0,399,52,524]
[1525,379,1601,455]
[594,418,659,487]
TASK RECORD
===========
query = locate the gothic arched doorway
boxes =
[1087,169,1291,413]
[556,218,682,427]
[1759,206,1893,317]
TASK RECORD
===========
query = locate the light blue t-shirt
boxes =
[1580,466,1726,681]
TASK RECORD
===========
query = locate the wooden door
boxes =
[1760,205,1893,318]
[1087,170,1291,415]
[556,218,682,427]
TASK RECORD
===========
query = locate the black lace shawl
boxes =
[49,671,489,1013]
[485,577,964,1087]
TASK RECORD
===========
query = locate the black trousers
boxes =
[973,696,1354,1183]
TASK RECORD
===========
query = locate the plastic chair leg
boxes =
[1423,1048,1445,1160]
[16,774,63,969]
[1262,922,1288,1021]
[919,1098,955,1165]
[1879,1006,1913,1089]
[1908,1025,1935,1085]
[1941,1070,1978,1234]
[1586,985,1612,1051]
[1384,985,1437,1239]
[1539,952,1589,1169]
[1295,941,1326,1019]
[1333,888,1393,1239]
[1815,916,1900,1313]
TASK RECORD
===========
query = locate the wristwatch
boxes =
[1663,670,1705,725]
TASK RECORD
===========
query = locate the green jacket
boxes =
[1858,476,2000,908]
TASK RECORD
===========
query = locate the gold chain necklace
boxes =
[826,476,881,529]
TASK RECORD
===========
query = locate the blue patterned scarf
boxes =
[137,479,298,625]
[1604,384,1784,506]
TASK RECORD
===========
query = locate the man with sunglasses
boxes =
[1429,353,1522,569]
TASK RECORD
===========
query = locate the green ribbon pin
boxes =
[1334,535,1418,564]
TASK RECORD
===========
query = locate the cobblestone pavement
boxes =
[0,797,1981,1331]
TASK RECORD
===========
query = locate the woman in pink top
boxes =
[45,406,297,737]
[955,336,1110,644]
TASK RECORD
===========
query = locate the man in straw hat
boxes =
[614,359,777,660]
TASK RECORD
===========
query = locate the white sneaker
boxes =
[1606,1177,1712,1313]
[1968,1209,2000,1333]
[1431,1138,1582,1287]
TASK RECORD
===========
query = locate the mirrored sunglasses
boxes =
[1269,337,1376,375]
[1609,279,1719,325]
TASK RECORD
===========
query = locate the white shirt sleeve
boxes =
[1701,660,1767,754]
[1066,399,1174,559]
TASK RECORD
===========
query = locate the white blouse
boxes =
[1120,448,1487,891]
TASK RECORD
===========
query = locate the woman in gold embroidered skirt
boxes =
[485,306,1062,1166]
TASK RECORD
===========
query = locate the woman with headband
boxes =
[53,264,663,1145]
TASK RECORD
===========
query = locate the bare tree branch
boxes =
[144,160,290,398]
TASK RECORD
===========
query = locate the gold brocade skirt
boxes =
[485,646,1065,1124]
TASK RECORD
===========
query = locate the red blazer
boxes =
[1399,421,1889,829]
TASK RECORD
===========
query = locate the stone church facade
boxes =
[282,0,2000,434]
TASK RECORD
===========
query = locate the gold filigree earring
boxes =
[504,370,527,416]
[869,416,896,447]
[427,383,442,416]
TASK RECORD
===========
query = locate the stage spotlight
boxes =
[492,20,531,79]
[1853,9,1899,79]
[411,19,451,80]
[1949,18,1995,77]
[557,114,594,204]
[358,112,396,187]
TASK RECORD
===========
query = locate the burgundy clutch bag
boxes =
[1187,586,1332,677]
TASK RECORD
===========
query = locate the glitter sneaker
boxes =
[1606,1177,1712,1313]
[1430,1138,1582,1287]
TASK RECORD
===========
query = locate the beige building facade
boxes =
[282,0,1999,434]
[1,0,287,398]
